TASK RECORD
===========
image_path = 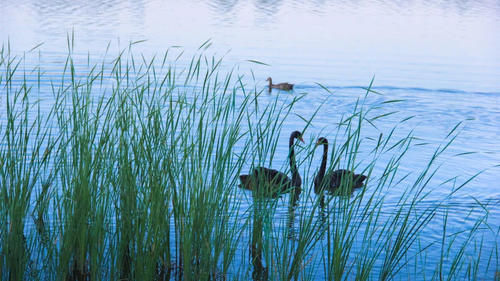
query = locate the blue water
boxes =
[1,0,499,279]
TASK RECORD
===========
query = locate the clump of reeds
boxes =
[0,40,497,281]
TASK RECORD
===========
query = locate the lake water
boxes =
[1,0,499,279]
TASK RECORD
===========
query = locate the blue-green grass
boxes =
[0,40,497,280]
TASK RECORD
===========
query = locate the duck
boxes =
[266,77,294,92]
[314,137,367,194]
[239,131,303,197]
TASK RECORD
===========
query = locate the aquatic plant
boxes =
[0,40,497,280]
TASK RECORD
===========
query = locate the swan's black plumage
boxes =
[239,131,303,197]
[314,137,367,194]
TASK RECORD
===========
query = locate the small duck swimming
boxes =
[266,77,294,92]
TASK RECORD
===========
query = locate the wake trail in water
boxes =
[294,84,500,97]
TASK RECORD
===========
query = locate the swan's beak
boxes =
[298,136,304,143]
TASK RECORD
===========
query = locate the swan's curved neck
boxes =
[318,143,328,179]
[289,136,299,181]
[268,78,273,87]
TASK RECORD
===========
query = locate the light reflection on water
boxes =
[1,0,499,279]
[2,0,499,92]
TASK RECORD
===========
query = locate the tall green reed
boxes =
[0,40,496,281]
[0,45,52,280]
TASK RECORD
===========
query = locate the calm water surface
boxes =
[1,0,499,279]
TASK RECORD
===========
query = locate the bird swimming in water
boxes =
[266,77,294,92]
[314,137,367,194]
[239,131,303,197]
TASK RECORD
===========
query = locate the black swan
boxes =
[266,77,294,92]
[239,131,303,197]
[314,137,367,194]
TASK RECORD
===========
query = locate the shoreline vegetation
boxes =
[0,40,497,280]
